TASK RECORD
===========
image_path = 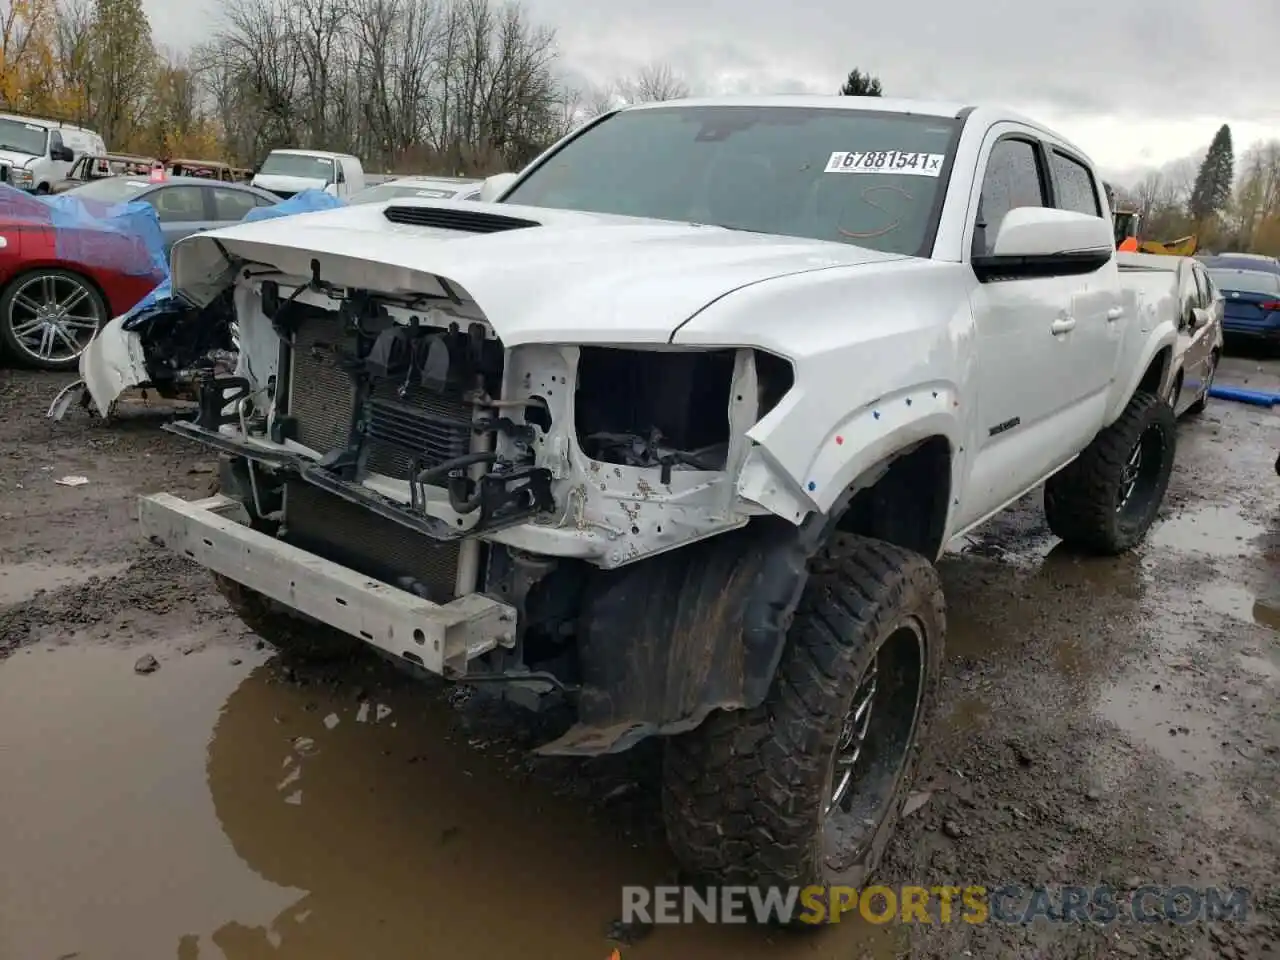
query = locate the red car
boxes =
[0,187,164,371]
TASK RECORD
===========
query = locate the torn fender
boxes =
[52,314,149,419]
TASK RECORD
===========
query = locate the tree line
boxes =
[1115,125,1280,257]
[3,13,1277,257]
[0,0,692,173]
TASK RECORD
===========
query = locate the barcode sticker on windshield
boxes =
[24,123,42,131]
[825,151,946,177]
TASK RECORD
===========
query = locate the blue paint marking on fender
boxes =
[800,382,961,515]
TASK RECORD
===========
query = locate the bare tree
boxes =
[617,61,689,104]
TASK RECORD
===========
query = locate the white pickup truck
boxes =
[134,96,1180,907]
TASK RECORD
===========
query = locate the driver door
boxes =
[956,129,1108,529]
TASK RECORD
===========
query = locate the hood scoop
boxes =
[383,205,541,234]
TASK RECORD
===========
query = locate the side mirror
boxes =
[478,172,517,202]
[974,207,1115,281]
[54,145,74,162]
[1188,307,1207,331]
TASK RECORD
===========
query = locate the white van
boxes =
[251,149,365,201]
[0,113,106,193]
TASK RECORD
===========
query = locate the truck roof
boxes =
[621,96,1093,166]
[268,148,358,160]
[0,112,99,136]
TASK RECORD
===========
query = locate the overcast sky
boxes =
[145,0,1280,181]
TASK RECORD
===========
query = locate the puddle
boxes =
[0,559,130,605]
[0,644,902,960]
[1147,505,1265,557]
[1253,600,1280,632]
[1095,678,1221,776]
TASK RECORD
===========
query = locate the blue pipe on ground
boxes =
[1206,385,1279,407]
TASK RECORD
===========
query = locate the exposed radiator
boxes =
[282,480,461,601]
[287,315,476,482]
[365,381,473,481]
[289,317,356,452]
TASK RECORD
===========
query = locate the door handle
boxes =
[1050,317,1076,335]
[1107,306,1124,321]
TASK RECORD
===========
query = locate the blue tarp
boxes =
[0,183,166,277]
[118,188,346,330]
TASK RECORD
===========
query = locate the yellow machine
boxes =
[1106,182,1197,256]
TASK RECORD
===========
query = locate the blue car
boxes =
[1199,253,1280,277]
[1204,266,1280,341]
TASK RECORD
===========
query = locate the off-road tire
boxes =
[1185,352,1217,416]
[661,535,944,916]
[207,474,361,661]
[1044,390,1176,555]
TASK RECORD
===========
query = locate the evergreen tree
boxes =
[838,69,883,97]
[1188,124,1234,222]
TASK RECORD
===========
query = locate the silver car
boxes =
[63,175,282,254]
[347,175,483,205]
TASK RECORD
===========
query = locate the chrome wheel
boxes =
[5,272,103,367]
[827,658,878,814]
[821,618,927,875]
[1117,441,1143,511]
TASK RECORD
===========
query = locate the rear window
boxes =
[1208,269,1280,296]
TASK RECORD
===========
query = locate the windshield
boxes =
[259,153,336,180]
[65,176,151,204]
[348,182,475,205]
[1208,269,1280,296]
[0,118,48,157]
[502,105,959,255]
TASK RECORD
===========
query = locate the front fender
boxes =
[763,381,962,515]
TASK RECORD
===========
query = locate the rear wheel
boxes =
[0,268,106,371]
[1044,390,1176,554]
[662,535,944,920]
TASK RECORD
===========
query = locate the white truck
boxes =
[0,112,105,193]
[135,96,1181,907]
[251,149,365,200]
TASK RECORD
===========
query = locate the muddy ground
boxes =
[1,356,1277,960]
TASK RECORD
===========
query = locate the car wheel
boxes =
[662,535,944,923]
[1185,351,1217,416]
[0,268,107,371]
[1044,390,1177,555]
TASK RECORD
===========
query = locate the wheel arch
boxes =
[542,437,953,758]
[1110,336,1175,424]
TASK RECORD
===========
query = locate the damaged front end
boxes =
[134,202,831,755]
[48,289,238,421]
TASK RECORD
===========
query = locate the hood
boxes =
[252,173,329,192]
[170,199,905,346]
[0,149,37,168]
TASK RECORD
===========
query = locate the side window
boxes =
[253,194,277,208]
[1049,150,1101,216]
[1192,264,1210,306]
[143,186,206,223]
[973,138,1046,257]
[48,130,63,155]
[212,187,258,221]
[1179,266,1199,328]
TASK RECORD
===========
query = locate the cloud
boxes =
[146,0,1280,170]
